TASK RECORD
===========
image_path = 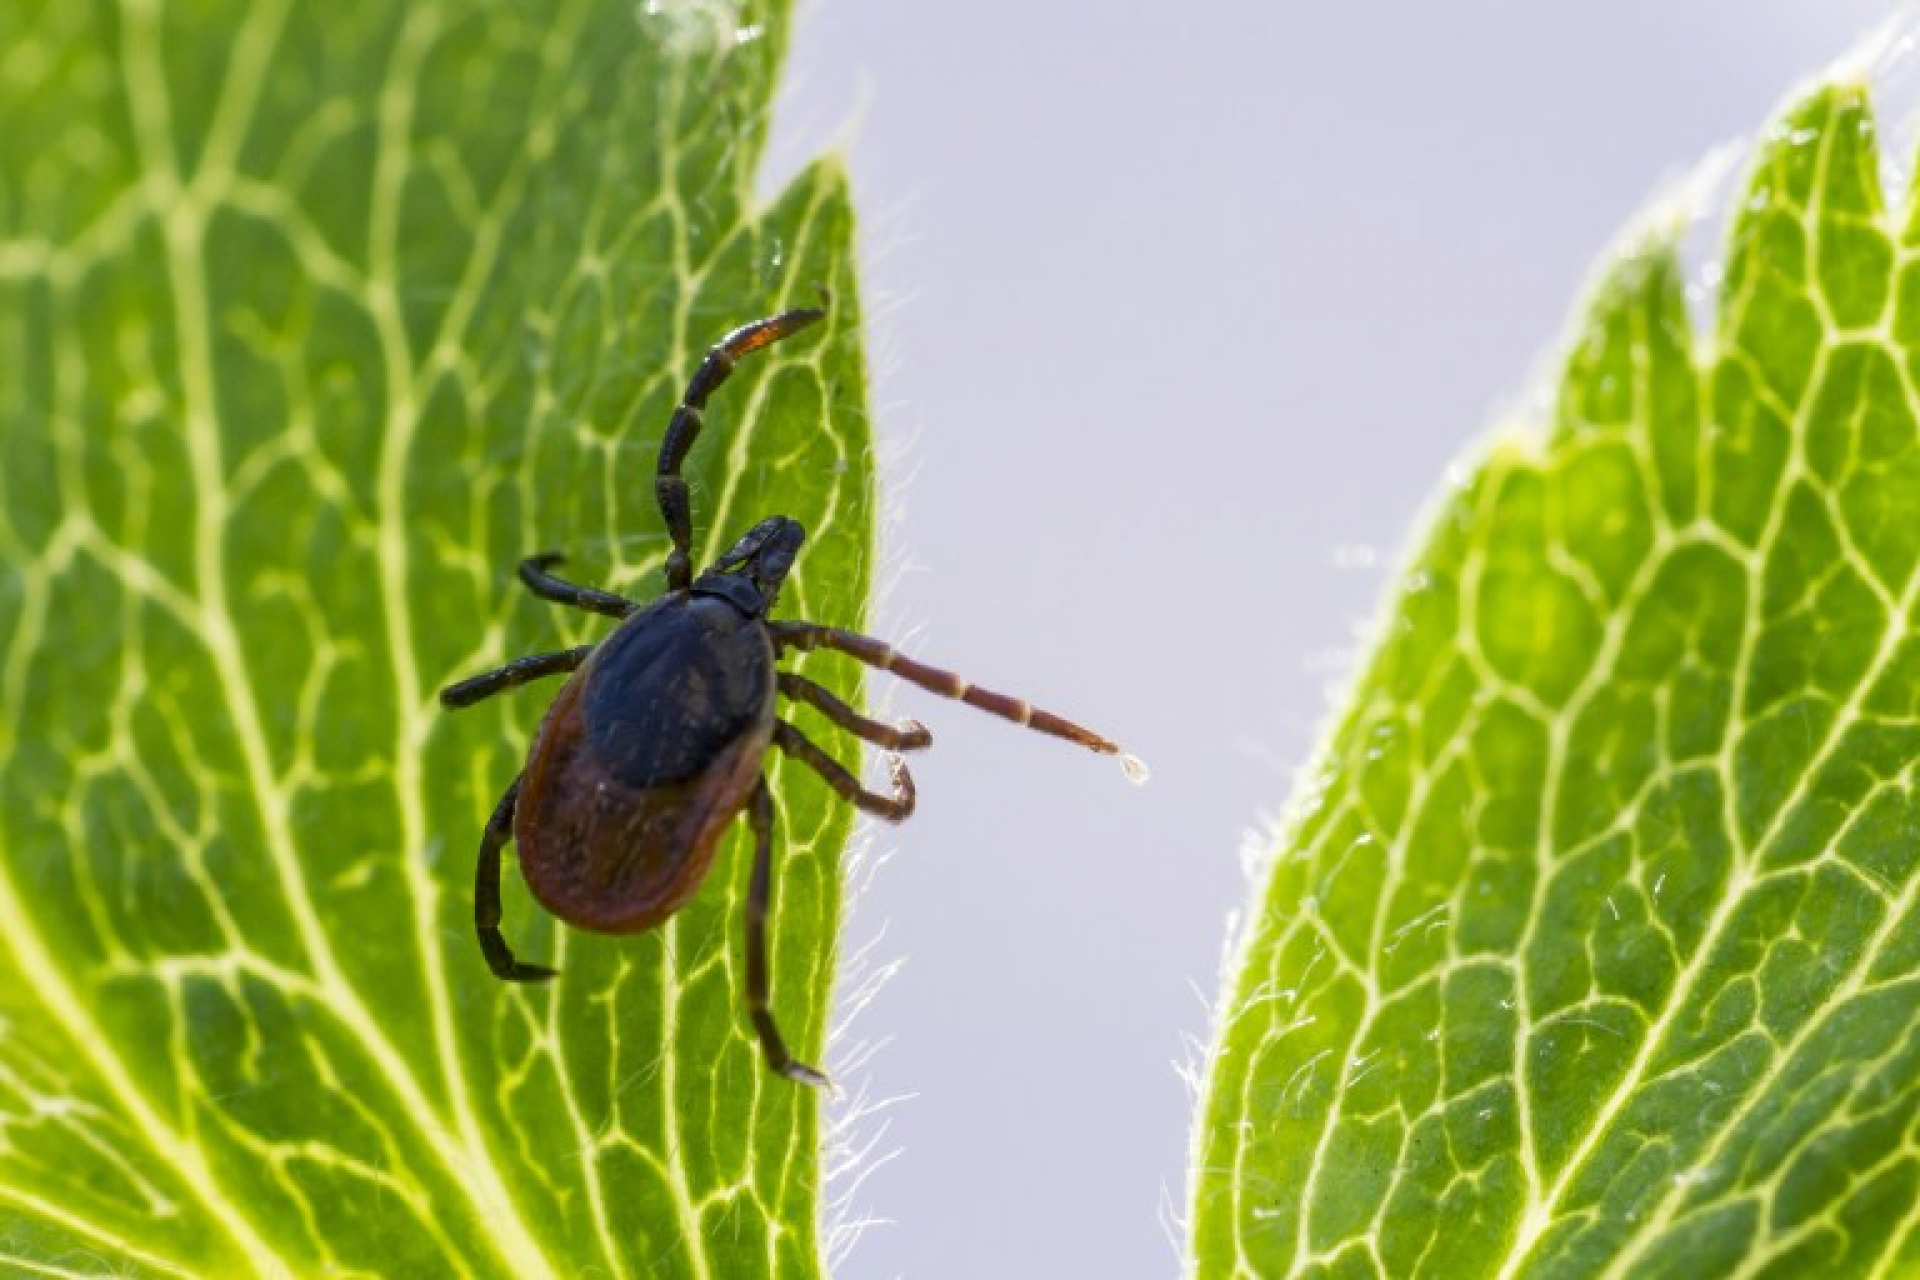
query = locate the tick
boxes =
[441,305,1141,1086]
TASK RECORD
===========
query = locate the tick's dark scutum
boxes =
[583,595,775,786]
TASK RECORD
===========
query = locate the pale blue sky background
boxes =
[763,5,1907,1276]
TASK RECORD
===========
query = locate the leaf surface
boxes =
[0,1,870,1274]
[1192,79,1920,1278]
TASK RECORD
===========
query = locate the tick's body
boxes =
[442,306,1138,1086]
[518,592,773,933]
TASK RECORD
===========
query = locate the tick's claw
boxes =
[887,756,918,822]
[780,1058,834,1091]
[510,963,559,983]
[900,719,932,750]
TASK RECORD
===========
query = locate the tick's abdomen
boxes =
[514,594,775,933]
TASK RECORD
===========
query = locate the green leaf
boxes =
[1191,78,1920,1277]
[0,1,869,1274]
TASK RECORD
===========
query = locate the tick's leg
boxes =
[656,307,827,590]
[773,720,916,821]
[769,621,1145,780]
[777,671,932,752]
[518,553,636,619]
[475,777,559,983]
[440,646,594,709]
[745,777,830,1088]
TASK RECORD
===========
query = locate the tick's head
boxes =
[691,516,806,616]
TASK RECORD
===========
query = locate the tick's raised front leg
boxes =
[655,307,826,591]
[474,777,559,983]
[744,777,830,1088]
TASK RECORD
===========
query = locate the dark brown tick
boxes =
[440,305,1143,1087]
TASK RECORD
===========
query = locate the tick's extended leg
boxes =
[745,777,830,1088]
[773,720,916,821]
[518,553,636,618]
[777,671,932,752]
[656,307,826,591]
[475,777,558,983]
[440,646,594,709]
[770,621,1145,780]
